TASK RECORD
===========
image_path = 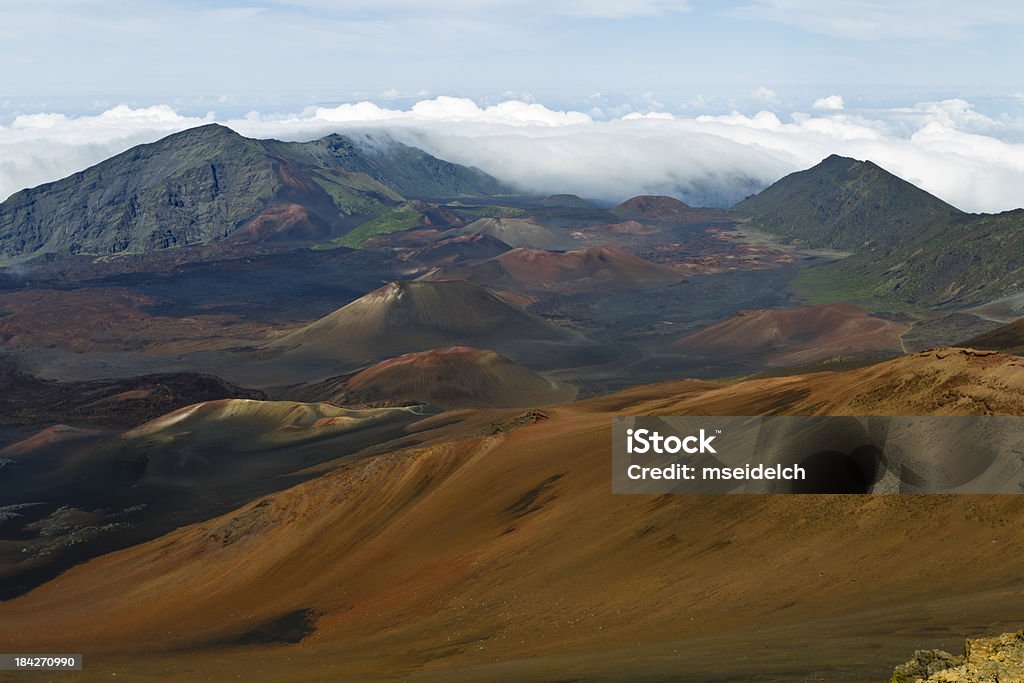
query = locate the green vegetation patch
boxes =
[317,206,424,249]
[790,262,925,314]
[458,205,527,219]
[312,170,404,217]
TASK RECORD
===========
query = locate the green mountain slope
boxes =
[266,133,503,199]
[813,208,1024,307]
[734,154,962,251]
[736,155,1024,308]
[0,125,503,261]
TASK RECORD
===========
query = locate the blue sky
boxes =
[3,0,1023,116]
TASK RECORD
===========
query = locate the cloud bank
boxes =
[3,96,1024,212]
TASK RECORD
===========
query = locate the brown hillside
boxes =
[3,349,1024,681]
[461,246,682,290]
[457,217,569,249]
[964,317,1024,355]
[294,346,577,409]
[675,301,908,366]
[611,195,735,223]
[270,279,579,369]
[407,233,512,267]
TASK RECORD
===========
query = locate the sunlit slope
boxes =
[0,398,427,599]
[3,349,1024,681]
[109,398,416,454]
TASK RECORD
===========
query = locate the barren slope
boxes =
[407,233,512,267]
[459,246,682,291]
[292,346,576,409]
[456,217,569,249]
[674,301,908,366]
[269,280,584,373]
[3,349,1024,681]
[0,399,427,599]
[964,317,1024,355]
[611,195,734,223]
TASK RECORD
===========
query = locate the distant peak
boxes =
[611,195,695,220]
[174,122,243,140]
[813,155,902,180]
[623,194,689,204]
[189,122,239,135]
[616,195,692,209]
[160,122,245,144]
[319,132,355,145]
[817,153,863,167]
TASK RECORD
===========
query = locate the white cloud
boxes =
[752,86,778,102]
[310,102,405,123]
[307,97,592,127]
[410,98,592,126]
[812,95,845,110]
[3,96,1024,213]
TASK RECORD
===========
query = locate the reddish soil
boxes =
[675,301,908,366]
[232,203,324,243]
[294,346,576,409]
[461,246,683,291]
[0,288,273,354]
[272,279,575,367]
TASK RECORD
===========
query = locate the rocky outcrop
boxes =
[892,629,1024,682]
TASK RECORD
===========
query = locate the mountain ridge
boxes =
[0,124,503,261]
[734,154,963,252]
[736,154,1024,307]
